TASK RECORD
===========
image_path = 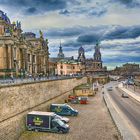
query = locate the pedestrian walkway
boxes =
[118,83,140,103]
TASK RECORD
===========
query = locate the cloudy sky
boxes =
[0,0,140,69]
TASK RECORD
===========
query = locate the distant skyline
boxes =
[0,0,140,69]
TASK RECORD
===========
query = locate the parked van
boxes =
[26,111,69,133]
[50,104,78,116]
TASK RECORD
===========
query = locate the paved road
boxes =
[105,82,140,138]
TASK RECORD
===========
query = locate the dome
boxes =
[0,10,11,24]
[78,46,84,53]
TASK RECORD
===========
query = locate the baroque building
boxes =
[0,10,49,78]
[77,43,107,75]
[49,42,74,76]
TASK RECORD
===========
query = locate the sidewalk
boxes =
[118,83,140,103]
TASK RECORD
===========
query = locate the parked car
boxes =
[71,97,79,104]
[50,104,78,116]
[26,111,69,133]
[68,95,77,102]
[121,93,129,98]
[78,96,88,104]
[107,87,113,91]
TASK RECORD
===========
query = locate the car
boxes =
[50,104,78,116]
[121,93,129,98]
[54,114,69,123]
[78,96,88,104]
[68,95,77,102]
[107,87,113,91]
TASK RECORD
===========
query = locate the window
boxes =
[60,65,63,69]
[32,55,36,63]
[28,54,30,62]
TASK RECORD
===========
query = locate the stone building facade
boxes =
[0,10,49,78]
[57,59,82,75]
[111,63,140,77]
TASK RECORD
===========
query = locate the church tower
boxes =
[77,46,85,63]
[57,42,65,59]
[94,42,101,61]
[93,42,102,69]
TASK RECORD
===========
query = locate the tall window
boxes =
[28,54,30,62]
[32,55,36,63]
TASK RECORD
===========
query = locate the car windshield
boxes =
[67,105,74,111]
[55,114,62,119]
[56,119,65,126]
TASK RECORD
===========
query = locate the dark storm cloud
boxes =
[111,0,140,8]
[47,25,140,63]
[0,0,79,14]
[77,34,100,44]
[104,25,140,40]
[76,25,140,44]
[46,26,108,38]
[46,26,94,38]
[63,40,82,48]
[46,25,140,46]
[25,7,38,15]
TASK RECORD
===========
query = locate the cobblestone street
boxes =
[19,91,121,140]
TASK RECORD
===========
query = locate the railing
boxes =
[0,75,84,86]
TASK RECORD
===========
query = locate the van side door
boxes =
[63,106,71,115]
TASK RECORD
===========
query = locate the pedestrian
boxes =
[10,75,14,83]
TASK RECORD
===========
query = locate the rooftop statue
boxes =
[16,21,21,29]
[39,30,44,39]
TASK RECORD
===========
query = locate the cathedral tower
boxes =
[77,46,85,63]
[93,42,102,69]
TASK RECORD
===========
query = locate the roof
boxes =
[28,111,55,116]
[51,104,67,106]
[74,83,92,90]
[58,59,81,64]
[49,57,73,62]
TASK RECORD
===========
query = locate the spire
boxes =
[57,41,65,58]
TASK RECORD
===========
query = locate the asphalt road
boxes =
[105,81,140,138]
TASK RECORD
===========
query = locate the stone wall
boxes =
[0,77,87,140]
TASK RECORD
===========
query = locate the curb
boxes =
[103,95,123,140]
